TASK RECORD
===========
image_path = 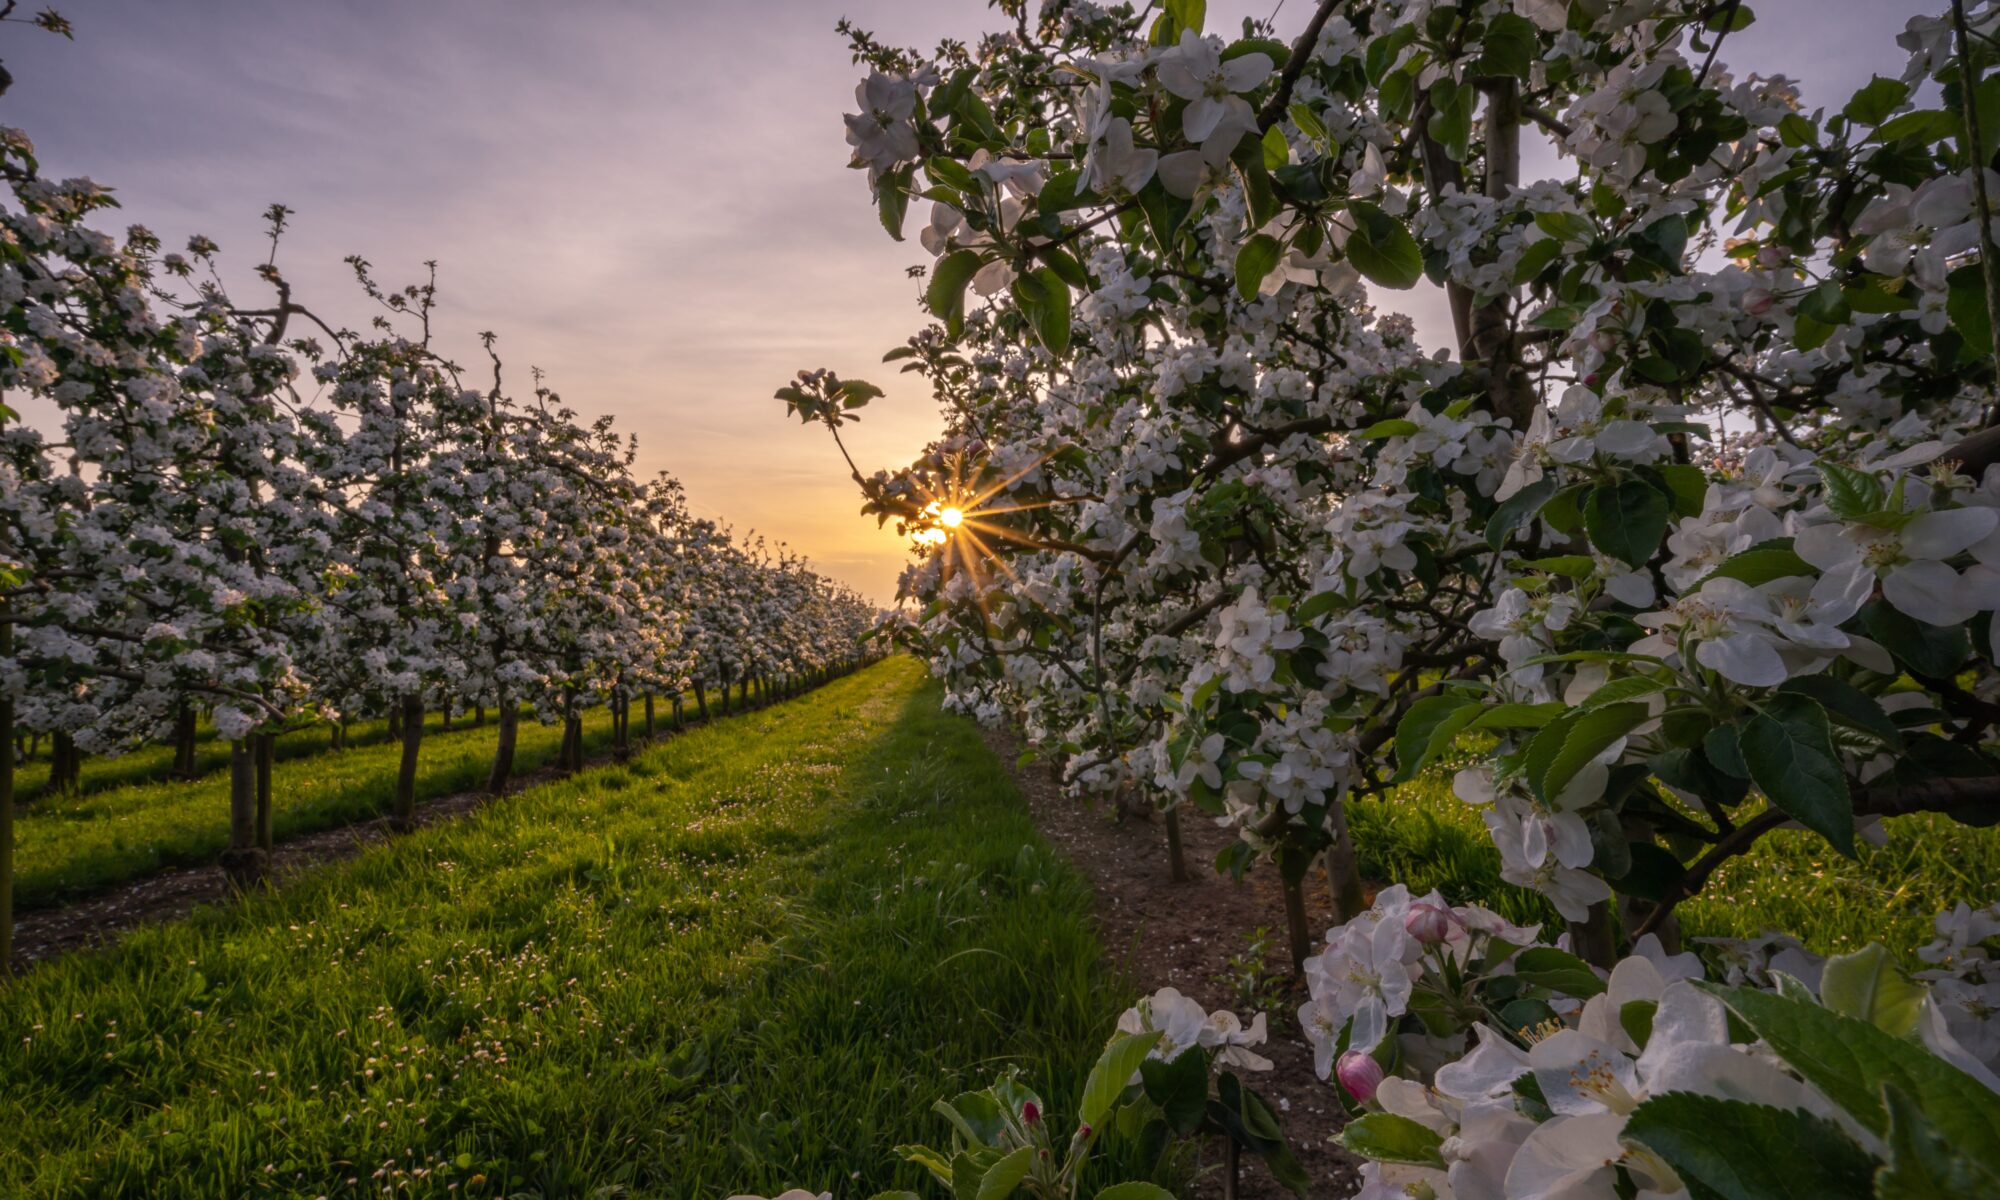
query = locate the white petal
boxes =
[1883,559,1980,627]
[1695,632,1789,687]
[1904,507,2000,559]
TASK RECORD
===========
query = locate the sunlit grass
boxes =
[1351,769,2000,959]
[0,660,1145,1199]
[12,704,630,909]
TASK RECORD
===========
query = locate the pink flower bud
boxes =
[1404,902,1458,945]
[1022,1100,1040,1124]
[1584,372,1601,387]
[1336,1051,1384,1104]
[1741,286,1775,316]
[1756,244,1789,268]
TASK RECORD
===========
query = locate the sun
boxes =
[938,506,965,529]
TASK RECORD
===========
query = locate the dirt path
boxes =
[986,724,1364,1199]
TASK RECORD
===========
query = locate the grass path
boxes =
[0,659,1140,1199]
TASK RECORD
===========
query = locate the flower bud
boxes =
[1022,1100,1040,1125]
[1741,286,1775,316]
[1404,902,1457,945]
[1756,243,1789,268]
[1336,1050,1384,1104]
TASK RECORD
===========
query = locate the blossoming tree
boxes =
[787,0,2000,1190]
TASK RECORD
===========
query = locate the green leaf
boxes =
[1475,12,1540,79]
[1948,263,1994,363]
[1863,599,1972,678]
[1741,694,1854,856]
[1361,418,1422,439]
[975,1146,1034,1200]
[1094,1186,1176,1200]
[1511,237,1563,284]
[1700,983,2000,1179]
[1776,677,1901,747]
[1702,546,1813,587]
[1819,463,1884,520]
[1080,1030,1159,1130]
[1337,1113,1446,1168]
[1819,943,1925,1037]
[1658,461,1708,516]
[878,168,914,240]
[1468,701,1567,730]
[1140,1047,1209,1135]
[1394,695,1480,781]
[1235,233,1285,301]
[1165,0,1205,34]
[1512,946,1607,998]
[1345,200,1424,289]
[1876,1084,2000,1199]
[1843,75,1910,126]
[1011,267,1072,357]
[1537,701,1646,802]
[1584,480,1670,568]
[928,250,984,336]
[1623,1092,1876,1200]
[1486,477,1557,550]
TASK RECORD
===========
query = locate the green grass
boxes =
[12,703,638,910]
[0,659,1140,1199]
[1351,769,2000,959]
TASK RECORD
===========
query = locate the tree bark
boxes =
[694,683,708,721]
[1164,806,1189,882]
[171,701,199,781]
[561,712,583,772]
[487,700,519,795]
[1324,799,1367,923]
[255,731,275,852]
[391,695,423,833]
[1,610,13,973]
[644,694,656,738]
[1282,877,1312,974]
[49,731,78,796]
[221,739,266,889]
[1569,901,1619,970]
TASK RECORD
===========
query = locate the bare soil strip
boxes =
[985,723,1365,1199]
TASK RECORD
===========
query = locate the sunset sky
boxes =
[6,0,1935,603]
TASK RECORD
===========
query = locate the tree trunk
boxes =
[391,695,423,833]
[387,704,402,741]
[1164,806,1189,883]
[694,683,708,721]
[1570,901,1619,970]
[644,694,655,738]
[221,739,266,889]
[50,732,78,796]
[487,700,519,795]
[1324,800,1367,924]
[613,693,630,760]
[1,612,13,973]
[255,731,275,851]
[441,703,453,732]
[475,703,486,728]
[564,714,584,771]
[1282,877,1312,975]
[171,701,198,781]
